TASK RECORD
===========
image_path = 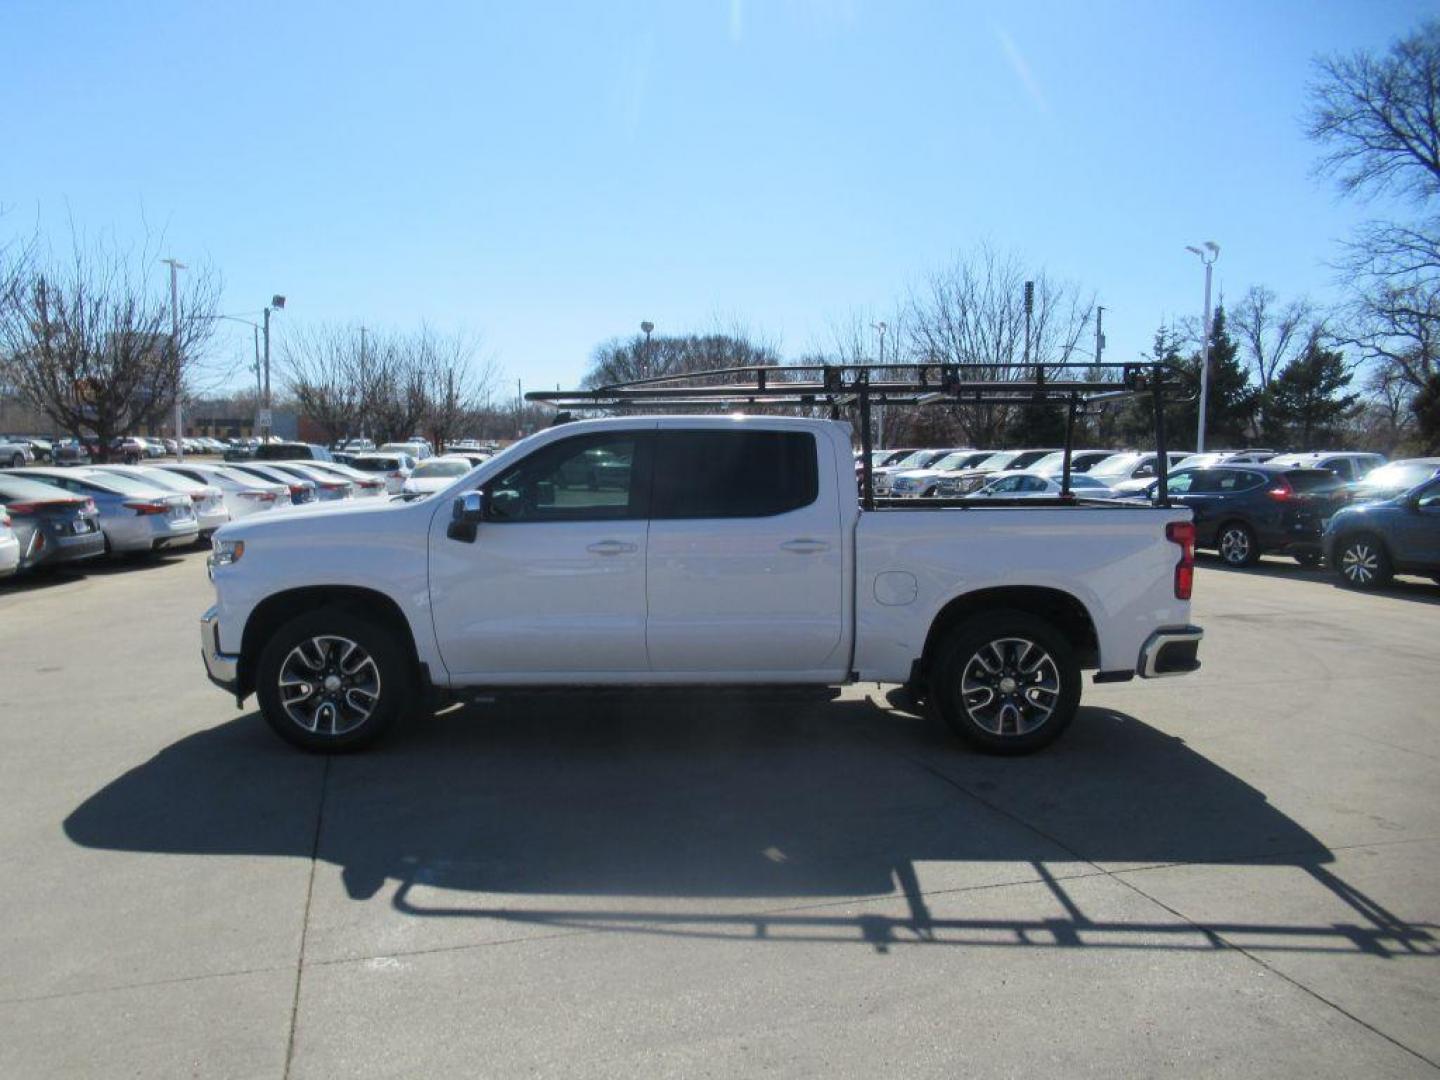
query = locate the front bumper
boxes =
[200,605,242,699]
[1138,625,1204,678]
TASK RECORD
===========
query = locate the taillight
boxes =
[0,513,10,528]
[190,492,206,502]
[1167,520,1195,600]
[1266,480,1296,502]
[289,484,306,496]
[124,501,170,516]
[4,499,82,515]
[388,471,403,479]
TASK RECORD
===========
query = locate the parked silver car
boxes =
[260,461,355,502]
[93,465,230,539]
[296,459,389,497]
[10,467,198,555]
[0,475,106,571]
[224,462,320,505]
[1,436,35,469]
[156,463,293,519]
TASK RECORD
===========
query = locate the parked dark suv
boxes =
[1324,476,1440,588]
[1140,464,1350,567]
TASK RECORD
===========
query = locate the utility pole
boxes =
[253,326,262,401]
[516,377,523,439]
[1094,306,1105,365]
[872,321,887,449]
[162,258,186,460]
[1186,243,1219,452]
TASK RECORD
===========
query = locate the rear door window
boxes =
[652,431,818,519]
[1285,470,1346,493]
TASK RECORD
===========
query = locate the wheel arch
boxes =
[238,585,423,699]
[917,585,1100,680]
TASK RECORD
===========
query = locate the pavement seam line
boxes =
[1108,872,1440,1074]
[0,963,295,1008]
[283,754,331,1080]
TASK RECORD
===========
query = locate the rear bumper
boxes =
[200,605,242,698]
[1138,625,1204,678]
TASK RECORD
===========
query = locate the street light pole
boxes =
[162,258,186,460]
[1185,243,1219,452]
[261,294,286,441]
[640,320,655,375]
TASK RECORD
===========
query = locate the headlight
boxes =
[212,539,245,567]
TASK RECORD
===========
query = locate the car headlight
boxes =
[212,539,245,567]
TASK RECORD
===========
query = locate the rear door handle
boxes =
[781,538,831,554]
[586,540,638,556]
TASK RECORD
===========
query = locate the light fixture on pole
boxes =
[262,294,286,441]
[1185,242,1219,453]
[640,320,655,374]
[161,258,186,460]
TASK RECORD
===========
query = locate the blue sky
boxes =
[2,0,1433,395]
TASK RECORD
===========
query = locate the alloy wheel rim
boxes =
[958,637,1061,737]
[1342,543,1377,584]
[1220,528,1250,564]
[278,635,382,735]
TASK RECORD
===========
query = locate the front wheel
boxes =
[255,609,413,751]
[928,611,1081,755]
[1335,534,1392,590]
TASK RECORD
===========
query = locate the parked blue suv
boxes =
[1324,474,1440,588]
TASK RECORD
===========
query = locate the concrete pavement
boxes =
[1,549,1437,1077]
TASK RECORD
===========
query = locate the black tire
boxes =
[1294,551,1321,568]
[8,453,21,468]
[928,610,1081,755]
[1216,521,1260,567]
[1335,533,1392,590]
[255,608,413,752]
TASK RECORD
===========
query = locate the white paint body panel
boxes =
[206,417,1194,697]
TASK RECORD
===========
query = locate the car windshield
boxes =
[413,459,471,479]
[353,457,403,472]
[1089,452,1143,477]
[1354,461,1439,491]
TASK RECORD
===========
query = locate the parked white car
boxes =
[966,471,1116,499]
[380,441,431,461]
[92,465,230,538]
[156,463,293,519]
[350,453,417,494]
[0,505,19,577]
[297,460,389,498]
[401,456,476,497]
[202,416,1202,755]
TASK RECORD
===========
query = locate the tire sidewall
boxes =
[929,610,1081,755]
[255,609,412,751]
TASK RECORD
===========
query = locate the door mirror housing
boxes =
[448,490,483,542]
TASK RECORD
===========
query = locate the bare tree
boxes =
[412,325,498,451]
[904,245,1094,447]
[1307,22,1440,418]
[583,329,779,389]
[281,324,370,445]
[1232,286,1318,392]
[0,228,221,458]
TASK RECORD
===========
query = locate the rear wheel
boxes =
[255,608,412,751]
[928,611,1080,755]
[1217,521,1259,567]
[1336,533,1392,590]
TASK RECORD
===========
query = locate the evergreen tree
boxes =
[1261,338,1359,449]
[1413,372,1440,452]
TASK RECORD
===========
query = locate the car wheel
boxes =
[1336,534,1392,590]
[1294,551,1321,568]
[255,609,413,752]
[928,610,1080,755]
[8,453,21,468]
[1217,521,1259,567]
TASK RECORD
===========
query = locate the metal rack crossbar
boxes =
[526,361,1191,509]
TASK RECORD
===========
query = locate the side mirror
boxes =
[447,491,483,542]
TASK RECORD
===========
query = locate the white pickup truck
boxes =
[201,416,1202,753]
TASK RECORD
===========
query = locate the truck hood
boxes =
[215,493,420,543]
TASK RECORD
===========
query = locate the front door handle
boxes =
[781,538,831,554]
[586,540,638,556]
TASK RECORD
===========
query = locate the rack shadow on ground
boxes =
[64,691,1438,957]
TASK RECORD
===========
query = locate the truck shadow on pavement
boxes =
[64,692,1439,958]
[1198,553,1440,606]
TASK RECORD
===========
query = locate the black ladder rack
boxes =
[525,361,1191,510]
